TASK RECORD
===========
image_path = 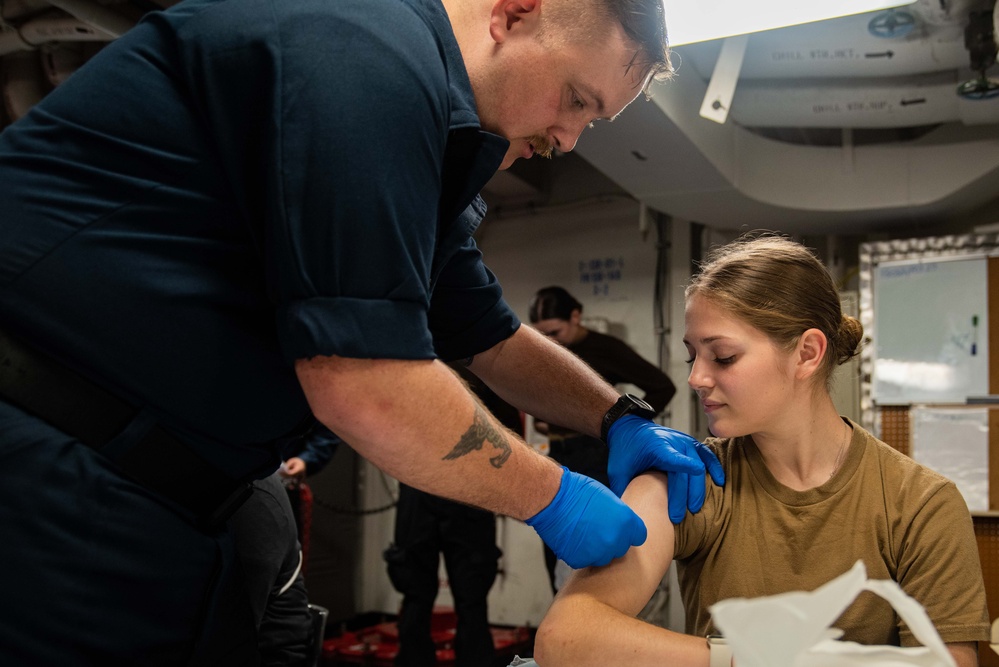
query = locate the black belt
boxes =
[0,327,252,529]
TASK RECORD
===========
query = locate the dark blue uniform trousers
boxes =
[0,399,258,666]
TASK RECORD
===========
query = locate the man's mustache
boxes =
[529,135,553,159]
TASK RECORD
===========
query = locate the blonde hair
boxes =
[685,233,863,388]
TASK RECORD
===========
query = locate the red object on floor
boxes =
[321,609,532,666]
[298,482,314,574]
[322,622,398,666]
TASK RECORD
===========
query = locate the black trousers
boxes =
[385,484,501,667]
[0,398,259,666]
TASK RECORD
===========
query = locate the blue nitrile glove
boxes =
[606,415,726,524]
[525,467,647,569]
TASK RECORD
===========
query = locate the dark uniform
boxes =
[0,0,517,662]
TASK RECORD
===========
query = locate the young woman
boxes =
[533,234,989,667]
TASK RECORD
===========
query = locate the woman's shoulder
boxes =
[854,423,963,509]
[857,425,947,479]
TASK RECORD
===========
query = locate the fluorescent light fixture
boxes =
[663,0,918,46]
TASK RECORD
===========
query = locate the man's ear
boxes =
[489,0,540,42]
[795,328,827,380]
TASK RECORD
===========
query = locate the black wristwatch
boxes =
[600,393,655,441]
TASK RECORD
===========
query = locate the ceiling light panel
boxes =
[663,0,919,46]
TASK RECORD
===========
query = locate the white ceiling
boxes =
[494,0,999,237]
[3,0,998,237]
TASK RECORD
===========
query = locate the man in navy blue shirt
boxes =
[0,0,723,663]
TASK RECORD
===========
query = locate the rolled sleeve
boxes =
[173,0,511,367]
[279,296,434,360]
[429,237,520,362]
[266,5,447,363]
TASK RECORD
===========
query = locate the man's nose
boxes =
[550,119,590,154]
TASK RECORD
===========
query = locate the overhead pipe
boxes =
[0,15,114,56]
[43,0,135,38]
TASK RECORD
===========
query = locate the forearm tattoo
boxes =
[442,404,512,469]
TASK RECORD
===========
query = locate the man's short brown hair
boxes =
[538,0,673,92]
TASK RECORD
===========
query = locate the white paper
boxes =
[709,561,956,667]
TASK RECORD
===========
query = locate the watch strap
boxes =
[600,393,655,442]
[707,635,732,667]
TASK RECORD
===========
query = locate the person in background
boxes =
[0,0,724,662]
[528,286,677,592]
[231,472,315,667]
[279,423,341,488]
[278,423,342,557]
[386,364,520,667]
[533,234,989,667]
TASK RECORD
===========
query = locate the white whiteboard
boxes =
[872,256,988,404]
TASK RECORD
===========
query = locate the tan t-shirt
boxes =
[674,419,990,646]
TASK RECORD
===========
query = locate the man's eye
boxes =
[571,91,585,110]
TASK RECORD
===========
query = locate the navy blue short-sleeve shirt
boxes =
[0,0,518,477]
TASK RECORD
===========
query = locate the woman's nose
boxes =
[688,359,710,392]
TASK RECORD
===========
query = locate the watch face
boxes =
[627,394,653,412]
[621,394,654,417]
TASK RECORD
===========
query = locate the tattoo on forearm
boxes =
[442,405,512,468]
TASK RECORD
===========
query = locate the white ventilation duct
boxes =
[674,0,999,130]
[603,58,999,216]
[730,72,999,127]
[574,0,999,231]
[677,3,976,81]
[725,14,970,80]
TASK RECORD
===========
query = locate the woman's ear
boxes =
[795,328,828,380]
